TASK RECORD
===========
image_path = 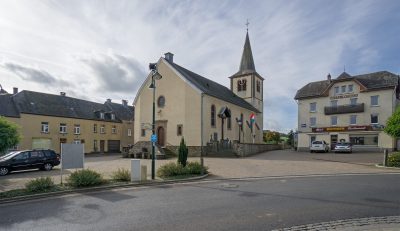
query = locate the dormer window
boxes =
[111,114,115,120]
[100,112,104,119]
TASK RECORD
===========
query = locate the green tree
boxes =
[178,137,188,167]
[287,130,294,146]
[384,107,400,138]
[264,131,281,144]
[0,117,21,154]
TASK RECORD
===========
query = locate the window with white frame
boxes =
[330,100,338,107]
[371,95,379,106]
[100,125,105,134]
[334,87,339,95]
[350,98,357,105]
[74,125,81,134]
[341,85,346,93]
[59,123,67,133]
[41,122,49,133]
[331,116,338,126]
[310,117,316,127]
[309,102,316,112]
[371,114,379,124]
[348,84,354,92]
[100,112,105,119]
[128,129,132,137]
[112,125,116,134]
[111,114,115,120]
[73,139,81,144]
[350,115,357,125]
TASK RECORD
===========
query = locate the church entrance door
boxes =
[157,127,165,147]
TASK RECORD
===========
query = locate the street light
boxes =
[149,63,162,180]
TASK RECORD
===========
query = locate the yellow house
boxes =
[0,89,134,154]
[295,71,400,152]
[133,31,264,156]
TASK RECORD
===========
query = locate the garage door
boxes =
[107,140,120,153]
[32,138,52,150]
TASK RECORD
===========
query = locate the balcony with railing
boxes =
[324,103,364,115]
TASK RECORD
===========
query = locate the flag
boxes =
[250,113,255,124]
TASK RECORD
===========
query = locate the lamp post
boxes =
[149,63,162,180]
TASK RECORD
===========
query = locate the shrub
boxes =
[67,169,104,188]
[178,137,188,167]
[186,162,208,175]
[25,177,55,193]
[387,152,400,167]
[157,161,208,178]
[111,168,131,182]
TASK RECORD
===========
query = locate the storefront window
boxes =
[349,134,378,146]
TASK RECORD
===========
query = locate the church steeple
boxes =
[238,31,256,75]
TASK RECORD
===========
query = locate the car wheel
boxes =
[0,167,9,176]
[43,163,53,171]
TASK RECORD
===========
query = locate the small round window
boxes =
[157,96,165,107]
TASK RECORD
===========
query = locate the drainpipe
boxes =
[200,93,204,175]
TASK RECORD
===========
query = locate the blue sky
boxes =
[0,0,399,132]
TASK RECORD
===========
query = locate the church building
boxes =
[133,31,264,155]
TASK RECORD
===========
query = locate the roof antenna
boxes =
[245,19,249,32]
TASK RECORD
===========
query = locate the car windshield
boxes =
[0,151,20,160]
[337,143,351,146]
[312,141,323,144]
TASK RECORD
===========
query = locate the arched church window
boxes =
[157,96,165,107]
[211,105,216,127]
[237,80,242,91]
[242,79,247,91]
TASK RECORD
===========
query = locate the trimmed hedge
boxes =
[67,169,104,188]
[388,152,400,167]
[157,161,208,178]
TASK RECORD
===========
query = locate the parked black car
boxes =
[0,149,60,176]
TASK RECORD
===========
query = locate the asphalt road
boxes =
[1,173,400,231]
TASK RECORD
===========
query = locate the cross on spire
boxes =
[245,19,249,32]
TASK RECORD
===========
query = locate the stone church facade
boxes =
[133,32,264,155]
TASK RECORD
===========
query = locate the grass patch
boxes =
[25,177,55,193]
[111,168,131,182]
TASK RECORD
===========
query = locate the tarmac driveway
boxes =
[0,149,399,192]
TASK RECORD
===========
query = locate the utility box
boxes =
[131,159,141,182]
[141,165,147,181]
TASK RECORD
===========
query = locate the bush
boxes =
[186,162,208,174]
[111,168,131,182]
[67,169,104,188]
[387,152,400,167]
[25,177,55,193]
[157,161,208,178]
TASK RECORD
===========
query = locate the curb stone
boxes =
[375,164,400,170]
[272,216,400,231]
[0,174,208,204]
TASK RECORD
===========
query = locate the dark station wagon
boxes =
[0,149,60,176]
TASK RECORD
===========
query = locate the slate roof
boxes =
[295,71,400,100]
[0,94,19,117]
[230,32,264,80]
[167,61,260,113]
[0,90,134,121]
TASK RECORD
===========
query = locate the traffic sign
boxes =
[151,134,157,143]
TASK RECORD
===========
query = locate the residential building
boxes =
[133,31,264,155]
[295,71,400,152]
[0,89,134,153]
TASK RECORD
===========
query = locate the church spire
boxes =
[238,31,256,74]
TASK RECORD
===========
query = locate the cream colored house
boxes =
[0,89,134,154]
[295,71,400,152]
[134,32,264,155]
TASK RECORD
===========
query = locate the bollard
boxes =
[131,159,141,182]
[383,149,388,167]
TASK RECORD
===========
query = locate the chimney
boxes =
[327,73,332,82]
[164,52,174,63]
[106,98,112,103]
[13,87,18,94]
[122,99,128,106]
[60,92,66,96]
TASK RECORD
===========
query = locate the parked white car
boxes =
[310,141,329,153]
